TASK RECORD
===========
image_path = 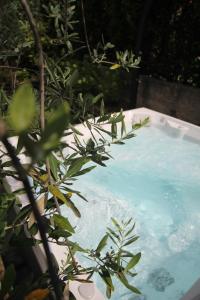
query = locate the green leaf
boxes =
[96,234,108,253]
[41,102,70,151]
[94,126,114,137]
[107,227,120,241]
[141,117,150,126]
[121,118,126,137]
[123,236,139,246]
[92,93,103,104]
[114,112,125,123]
[48,185,81,217]
[117,272,141,294]
[75,166,96,176]
[97,114,110,123]
[67,157,90,177]
[53,214,74,234]
[65,195,81,218]
[9,83,36,133]
[67,240,87,253]
[99,269,114,291]
[111,218,122,231]
[49,185,66,203]
[111,123,117,139]
[106,286,112,299]
[113,140,125,145]
[48,153,60,180]
[125,253,141,271]
[132,117,149,130]
[110,64,121,70]
[66,69,79,87]
[132,123,142,130]
[13,204,31,224]
[125,223,135,237]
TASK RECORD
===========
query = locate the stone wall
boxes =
[137,76,200,126]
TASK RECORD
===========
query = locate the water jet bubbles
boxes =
[168,222,196,253]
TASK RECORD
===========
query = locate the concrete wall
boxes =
[137,76,200,126]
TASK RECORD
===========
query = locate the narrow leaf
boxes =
[41,102,70,150]
[117,272,141,294]
[110,64,121,70]
[96,234,108,253]
[48,153,60,180]
[49,185,66,203]
[67,157,90,177]
[9,83,36,132]
[125,253,141,272]
[53,214,74,234]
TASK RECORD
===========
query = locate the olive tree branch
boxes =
[80,0,92,59]
[0,125,62,300]
[20,0,61,214]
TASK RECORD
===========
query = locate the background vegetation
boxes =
[1,0,199,111]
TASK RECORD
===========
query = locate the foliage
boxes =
[76,0,200,87]
[0,79,147,299]
[0,1,148,299]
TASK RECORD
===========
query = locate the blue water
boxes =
[63,124,200,300]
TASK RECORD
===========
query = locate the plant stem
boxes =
[21,0,45,131]
[80,0,92,58]
[0,131,62,300]
[20,0,61,213]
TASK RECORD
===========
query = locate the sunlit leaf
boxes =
[67,157,90,177]
[48,153,60,180]
[9,83,36,133]
[110,64,121,70]
[123,236,139,246]
[125,253,141,272]
[41,102,70,151]
[65,194,81,218]
[99,269,114,291]
[117,272,140,294]
[96,234,108,253]
[111,218,122,231]
[53,214,74,234]
[75,165,96,176]
[49,185,66,203]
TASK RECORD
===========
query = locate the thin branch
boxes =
[0,65,37,74]
[80,0,92,58]
[63,0,69,40]
[20,0,61,213]
[21,0,45,131]
[0,129,62,300]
